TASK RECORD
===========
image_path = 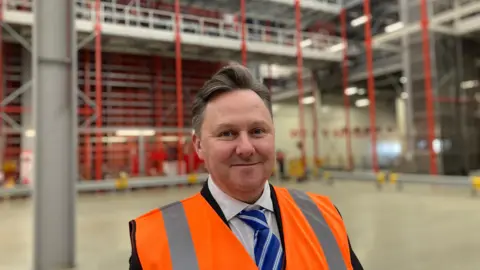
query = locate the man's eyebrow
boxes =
[250,120,269,126]
[213,123,236,131]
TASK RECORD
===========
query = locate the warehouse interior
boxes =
[1,0,480,269]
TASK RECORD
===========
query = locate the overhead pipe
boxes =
[363,0,379,172]
[95,0,103,180]
[340,9,353,170]
[420,0,438,174]
[174,0,184,175]
[294,0,307,174]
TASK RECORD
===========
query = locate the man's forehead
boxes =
[202,94,270,127]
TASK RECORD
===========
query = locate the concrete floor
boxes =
[1,179,479,270]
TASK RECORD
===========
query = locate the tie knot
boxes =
[237,208,269,231]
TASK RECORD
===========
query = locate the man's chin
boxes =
[232,176,267,189]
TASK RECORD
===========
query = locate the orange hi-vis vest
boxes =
[131,186,353,270]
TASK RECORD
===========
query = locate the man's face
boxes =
[193,90,275,201]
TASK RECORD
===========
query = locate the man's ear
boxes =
[192,132,204,160]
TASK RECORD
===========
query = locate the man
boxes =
[129,64,363,270]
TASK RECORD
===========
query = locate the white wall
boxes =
[273,100,402,170]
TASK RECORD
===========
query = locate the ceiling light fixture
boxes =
[327,43,345,52]
[355,98,370,107]
[351,15,369,27]
[385,21,404,33]
[460,80,479,89]
[302,96,315,104]
[300,39,312,48]
[344,87,358,96]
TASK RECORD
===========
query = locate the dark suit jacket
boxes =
[129,183,364,269]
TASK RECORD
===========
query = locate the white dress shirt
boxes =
[207,177,281,260]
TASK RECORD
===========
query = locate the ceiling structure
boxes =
[106,0,480,105]
[275,0,480,104]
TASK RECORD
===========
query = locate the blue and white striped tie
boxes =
[238,209,284,270]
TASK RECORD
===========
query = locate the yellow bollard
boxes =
[472,176,480,191]
[187,174,198,184]
[2,177,16,201]
[376,172,386,184]
[5,177,16,189]
[389,173,398,184]
[288,159,304,178]
[115,172,129,190]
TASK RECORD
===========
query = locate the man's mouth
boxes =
[231,162,260,167]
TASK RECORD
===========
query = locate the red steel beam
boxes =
[435,96,472,103]
[95,0,103,180]
[295,0,306,171]
[420,0,438,175]
[363,0,379,172]
[0,106,93,115]
[174,0,184,175]
[340,9,353,170]
[240,0,247,65]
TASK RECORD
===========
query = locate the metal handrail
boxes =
[0,173,209,198]
[5,0,343,53]
[322,170,479,196]
[2,171,478,199]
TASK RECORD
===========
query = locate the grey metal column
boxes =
[32,0,77,269]
[399,0,417,172]
[21,48,34,184]
[138,135,146,175]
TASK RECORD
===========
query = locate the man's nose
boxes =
[235,133,255,157]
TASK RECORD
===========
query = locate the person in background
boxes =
[275,149,287,180]
[128,63,363,270]
[296,141,308,182]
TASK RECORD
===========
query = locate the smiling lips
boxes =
[231,162,261,167]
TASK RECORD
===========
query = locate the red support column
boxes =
[95,0,103,180]
[240,0,247,65]
[153,56,163,175]
[174,0,184,175]
[0,0,3,142]
[84,51,92,179]
[267,64,272,95]
[295,0,306,171]
[420,0,438,175]
[363,0,379,172]
[340,9,353,170]
[311,71,320,168]
[154,56,162,129]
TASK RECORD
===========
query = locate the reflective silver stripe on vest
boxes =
[161,202,200,270]
[288,189,348,270]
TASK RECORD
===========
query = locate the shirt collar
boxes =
[207,176,274,221]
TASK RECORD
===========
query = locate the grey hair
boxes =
[192,63,272,136]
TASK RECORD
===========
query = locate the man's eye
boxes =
[220,131,234,137]
[252,128,265,135]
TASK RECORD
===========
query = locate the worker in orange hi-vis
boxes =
[128,64,363,270]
